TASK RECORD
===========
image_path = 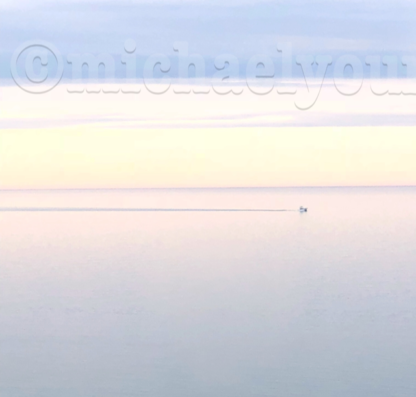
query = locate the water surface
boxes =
[1,188,415,397]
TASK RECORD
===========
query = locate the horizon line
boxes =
[1,185,416,192]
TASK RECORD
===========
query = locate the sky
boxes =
[0,0,415,188]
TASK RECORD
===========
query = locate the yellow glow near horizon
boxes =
[1,126,416,189]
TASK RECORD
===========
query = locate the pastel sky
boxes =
[0,0,415,189]
[1,0,415,57]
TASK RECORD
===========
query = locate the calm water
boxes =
[1,188,416,397]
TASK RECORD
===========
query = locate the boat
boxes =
[299,206,308,213]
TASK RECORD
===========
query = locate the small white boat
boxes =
[299,206,308,213]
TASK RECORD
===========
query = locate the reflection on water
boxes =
[1,188,416,397]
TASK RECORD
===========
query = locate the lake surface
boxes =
[1,187,416,397]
